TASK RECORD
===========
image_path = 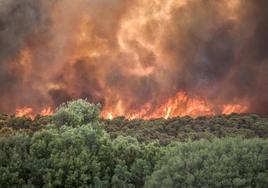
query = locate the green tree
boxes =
[53,99,101,127]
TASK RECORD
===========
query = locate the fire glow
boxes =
[1,0,267,118]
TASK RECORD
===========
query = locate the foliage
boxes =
[0,133,31,187]
[0,123,163,187]
[0,128,267,187]
[145,138,268,188]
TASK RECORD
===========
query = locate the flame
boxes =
[16,107,34,119]
[222,104,248,115]
[107,112,113,120]
[164,107,172,119]
[102,91,248,120]
[15,107,53,119]
[15,92,248,120]
[40,107,54,116]
[154,92,214,118]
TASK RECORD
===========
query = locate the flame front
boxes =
[16,107,53,119]
[102,91,248,120]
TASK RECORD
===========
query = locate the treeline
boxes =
[0,99,267,187]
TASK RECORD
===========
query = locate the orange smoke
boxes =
[3,0,265,118]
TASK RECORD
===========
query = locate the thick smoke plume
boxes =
[0,0,267,117]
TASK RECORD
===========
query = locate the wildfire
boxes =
[102,91,248,120]
[2,0,263,119]
[164,107,172,119]
[40,107,54,116]
[15,92,248,120]
[15,107,54,119]
[107,112,113,120]
[15,107,34,119]
[222,104,248,115]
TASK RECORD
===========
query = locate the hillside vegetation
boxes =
[0,99,267,187]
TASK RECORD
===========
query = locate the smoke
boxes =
[0,0,267,115]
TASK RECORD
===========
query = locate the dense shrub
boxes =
[0,129,267,187]
[0,133,31,187]
[105,114,268,144]
[0,124,163,187]
[145,138,268,188]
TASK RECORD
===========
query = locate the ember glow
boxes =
[1,0,268,118]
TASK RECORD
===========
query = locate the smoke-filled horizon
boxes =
[0,0,267,118]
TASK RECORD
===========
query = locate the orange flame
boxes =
[102,91,248,120]
[40,107,54,116]
[15,107,53,119]
[15,93,248,120]
[222,104,248,115]
[15,91,248,120]
[15,107,34,119]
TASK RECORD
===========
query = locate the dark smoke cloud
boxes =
[0,0,54,111]
[0,0,267,115]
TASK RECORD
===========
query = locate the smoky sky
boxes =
[0,0,267,115]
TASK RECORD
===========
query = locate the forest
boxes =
[0,99,267,187]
